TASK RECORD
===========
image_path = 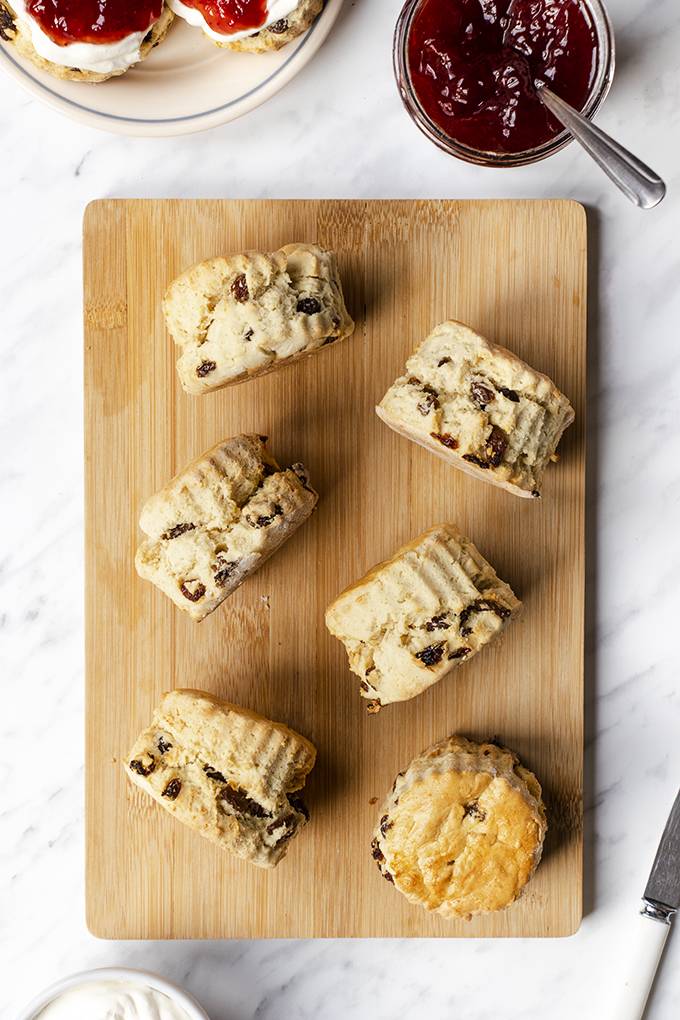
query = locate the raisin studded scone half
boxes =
[163,243,355,395]
[0,1,173,83]
[125,690,316,868]
[325,524,520,710]
[377,320,575,498]
[135,434,318,621]
[225,0,323,52]
[371,735,547,919]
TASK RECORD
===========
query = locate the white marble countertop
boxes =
[1,0,680,1017]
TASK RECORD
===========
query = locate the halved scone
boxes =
[377,320,575,498]
[0,0,173,82]
[163,243,354,394]
[135,434,318,621]
[325,524,520,710]
[166,0,322,52]
[125,689,316,868]
[371,735,547,919]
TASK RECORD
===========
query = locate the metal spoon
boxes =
[536,84,666,210]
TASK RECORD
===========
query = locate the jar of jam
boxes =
[393,0,615,167]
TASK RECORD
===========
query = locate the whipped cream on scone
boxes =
[168,0,298,44]
[7,0,167,73]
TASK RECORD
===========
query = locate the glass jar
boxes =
[393,0,616,167]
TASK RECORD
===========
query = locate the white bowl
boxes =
[16,966,210,1020]
[0,0,343,136]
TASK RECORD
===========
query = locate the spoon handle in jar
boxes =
[537,85,666,209]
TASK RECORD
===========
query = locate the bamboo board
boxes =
[84,199,586,939]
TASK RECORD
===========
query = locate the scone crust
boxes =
[125,689,316,868]
[372,736,547,919]
[224,0,323,52]
[0,1,173,82]
[376,320,575,498]
[163,242,354,395]
[325,524,521,709]
[135,434,318,621]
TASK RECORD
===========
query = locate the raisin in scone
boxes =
[377,320,575,498]
[371,736,547,919]
[325,524,520,711]
[135,434,318,621]
[164,243,354,395]
[0,0,173,83]
[125,689,316,868]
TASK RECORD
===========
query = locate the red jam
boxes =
[24,0,163,45]
[179,0,268,34]
[407,0,599,154]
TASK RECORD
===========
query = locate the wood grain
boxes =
[84,199,586,939]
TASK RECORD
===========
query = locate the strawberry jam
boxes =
[24,0,163,45]
[407,0,599,154]
[179,0,268,35]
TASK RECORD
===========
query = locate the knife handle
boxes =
[612,906,671,1020]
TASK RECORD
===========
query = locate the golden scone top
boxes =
[376,320,574,498]
[325,524,520,709]
[372,735,547,919]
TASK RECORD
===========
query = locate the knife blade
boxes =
[643,787,680,919]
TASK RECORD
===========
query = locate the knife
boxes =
[613,789,680,1019]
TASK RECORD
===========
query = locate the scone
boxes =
[226,0,323,52]
[371,736,547,919]
[325,524,520,711]
[125,689,316,868]
[164,243,354,395]
[135,434,318,621]
[166,0,322,53]
[376,320,575,498]
[0,0,173,82]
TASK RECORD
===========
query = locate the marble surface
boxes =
[1,0,680,1017]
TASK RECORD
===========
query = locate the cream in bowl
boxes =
[18,968,210,1020]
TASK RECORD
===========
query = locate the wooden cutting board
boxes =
[84,199,586,939]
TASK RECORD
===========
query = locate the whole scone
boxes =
[325,524,521,710]
[0,0,173,82]
[135,434,318,621]
[377,320,575,498]
[225,0,323,52]
[371,736,547,919]
[164,243,354,395]
[125,689,316,868]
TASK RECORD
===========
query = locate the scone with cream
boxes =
[325,524,520,711]
[164,243,354,395]
[0,0,173,82]
[125,689,316,868]
[168,0,322,52]
[135,434,318,621]
[371,736,547,919]
[377,320,575,498]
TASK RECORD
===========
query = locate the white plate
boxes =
[0,0,343,136]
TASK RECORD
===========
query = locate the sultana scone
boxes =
[125,689,316,868]
[0,0,173,83]
[225,0,323,52]
[376,320,575,498]
[135,434,318,621]
[163,243,354,395]
[371,735,547,919]
[325,524,520,711]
